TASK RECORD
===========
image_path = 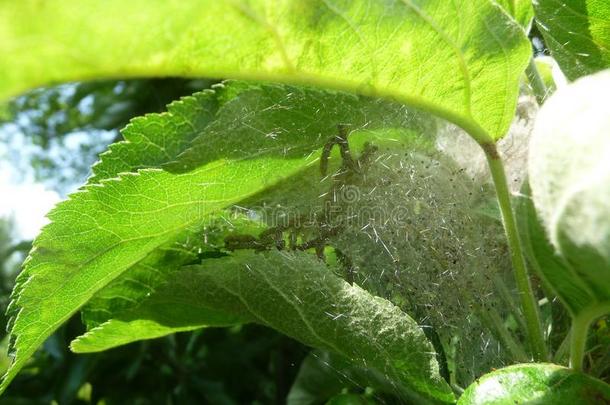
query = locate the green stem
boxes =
[570,315,590,372]
[484,145,548,361]
[570,304,610,371]
[525,58,548,105]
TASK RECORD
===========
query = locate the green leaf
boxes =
[1,83,428,393]
[73,251,455,404]
[79,239,200,330]
[87,81,262,185]
[457,363,610,404]
[528,70,610,316]
[534,0,610,80]
[0,0,531,141]
[4,159,312,392]
[88,90,220,184]
[497,0,534,28]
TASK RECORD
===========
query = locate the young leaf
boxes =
[0,0,531,141]
[528,70,610,312]
[528,70,610,370]
[88,81,262,184]
[1,83,429,393]
[516,184,596,317]
[73,251,455,405]
[3,158,318,393]
[534,0,610,80]
[457,363,610,404]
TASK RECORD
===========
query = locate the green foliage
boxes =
[534,0,610,80]
[75,251,455,404]
[458,364,610,404]
[497,0,534,28]
[0,81,443,395]
[1,0,610,403]
[0,0,531,141]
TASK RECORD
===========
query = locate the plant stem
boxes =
[570,314,590,372]
[483,145,548,361]
[569,304,610,371]
[525,58,548,105]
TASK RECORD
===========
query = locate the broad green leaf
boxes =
[534,0,610,80]
[528,70,610,318]
[498,0,534,28]
[73,251,455,404]
[457,363,610,404]
[0,0,531,141]
[1,83,429,393]
[4,158,314,393]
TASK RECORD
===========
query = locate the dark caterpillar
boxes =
[319,124,378,178]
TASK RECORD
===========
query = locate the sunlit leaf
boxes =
[88,90,220,184]
[0,0,531,141]
[498,0,534,28]
[534,0,610,80]
[458,363,610,404]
